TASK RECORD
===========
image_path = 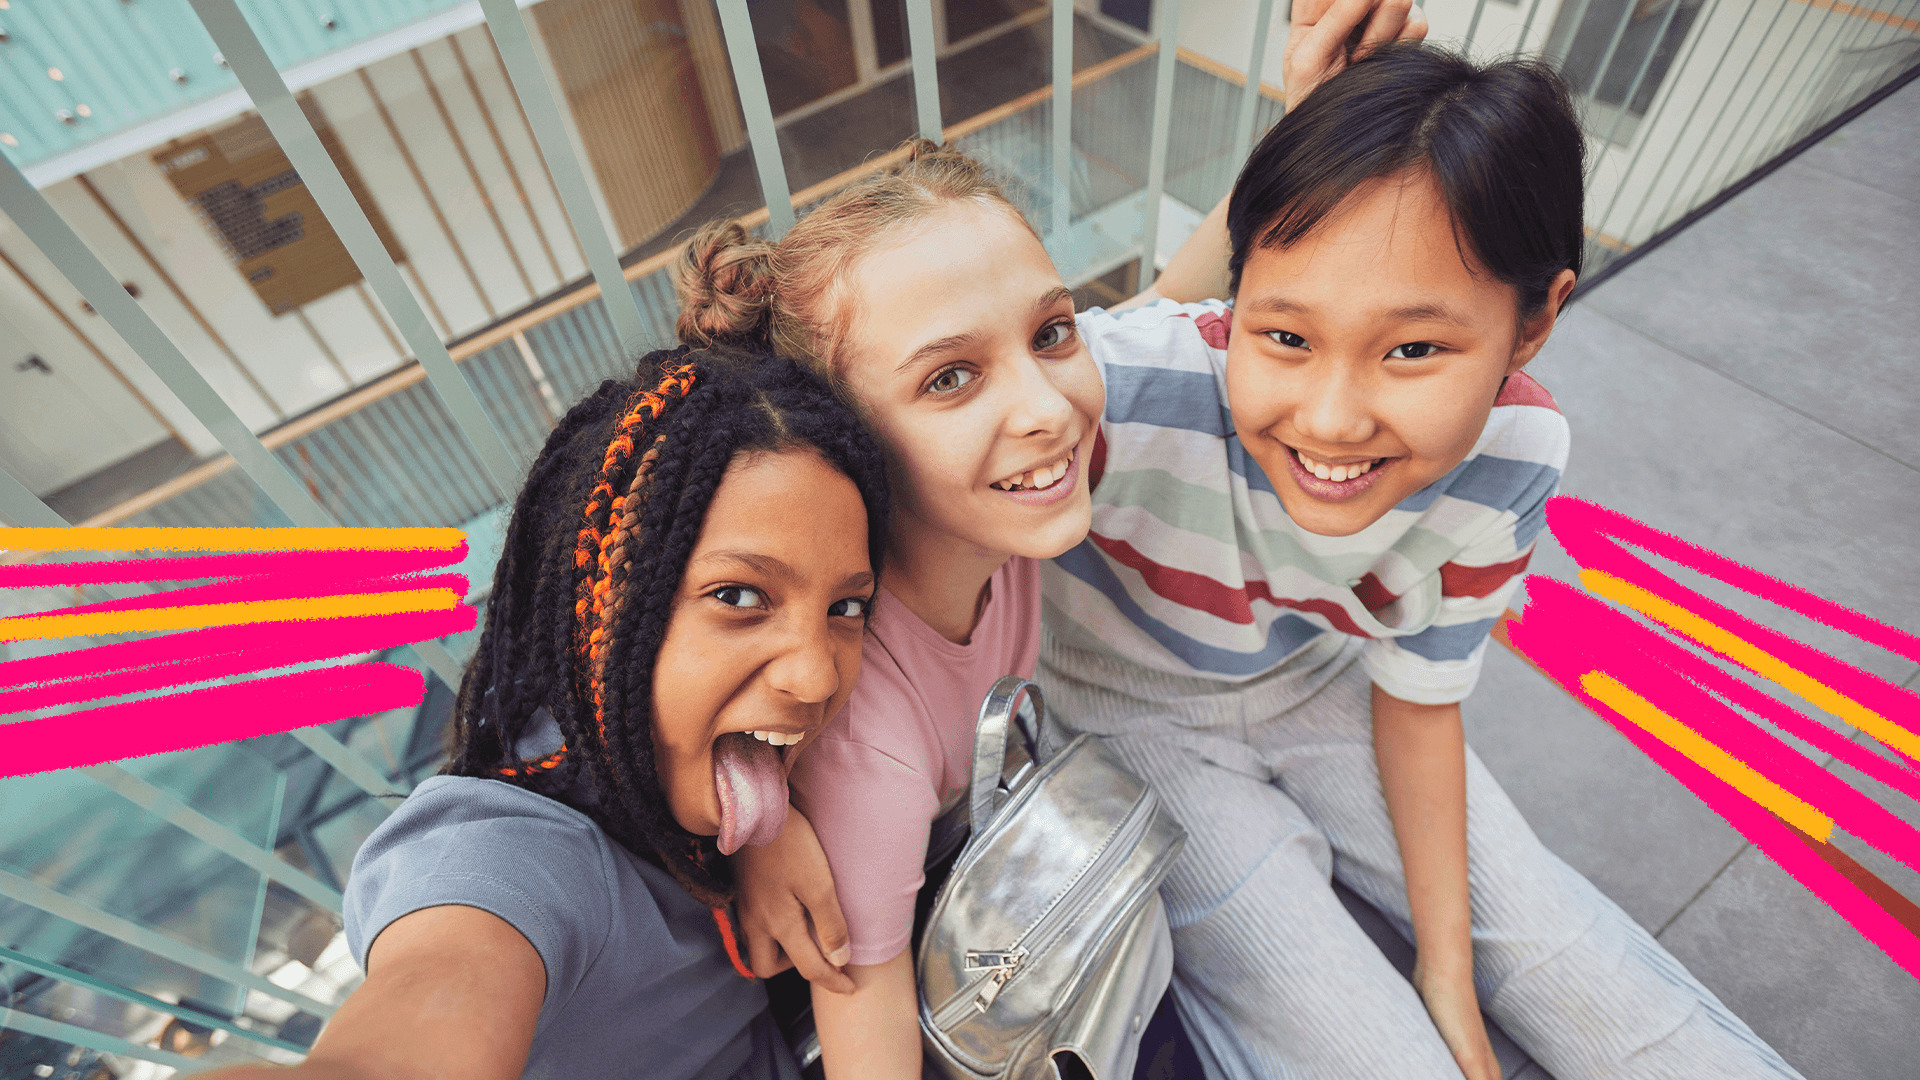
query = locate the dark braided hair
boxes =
[445,345,890,907]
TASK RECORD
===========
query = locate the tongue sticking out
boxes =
[713,731,790,855]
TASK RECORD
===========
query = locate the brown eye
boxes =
[1267,330,1307,349]
[1033,320,1074,351]
[711,585,766,609]
[1388,341,1439,359]
[829,595,870,618]
[929,367,975,394]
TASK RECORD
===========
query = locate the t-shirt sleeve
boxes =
[1361,411,1569,705]
[788,737,941,968]
[344,780,618,1025]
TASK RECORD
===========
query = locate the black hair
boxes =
[1227,42,1586,317]
[443,345,890,905]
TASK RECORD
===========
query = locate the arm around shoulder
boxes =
[196,904,545,1080]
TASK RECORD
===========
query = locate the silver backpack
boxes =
[917,677,1186,1080]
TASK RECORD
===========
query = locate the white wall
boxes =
[0,22,590,500]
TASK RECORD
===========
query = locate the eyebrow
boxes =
[695,550,797,582]
[695,551,875,592]
[892,286,1077,374]
[1242,295,1472,327]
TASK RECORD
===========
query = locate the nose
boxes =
[1001,350,1075,438]
[1291,358,1376,447]
[763,612,842,706]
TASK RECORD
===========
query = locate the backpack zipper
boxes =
[930,788,1158,1031]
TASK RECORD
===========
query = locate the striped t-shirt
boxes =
[1042,299,1568,705]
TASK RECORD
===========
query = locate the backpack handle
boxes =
[969,676,1045,833]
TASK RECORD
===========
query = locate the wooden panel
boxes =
[533,0,723,249]
[680,0,751,154]
[150,107,406,317]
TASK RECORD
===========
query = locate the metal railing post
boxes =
[911,0,947,142]
[716,0,799,236]
[475,0,654,349]
[187,0,524,506]
[1053,0,1075,250]
[1462,0,1492,53]
[1230,0,1280,169]
[1138,0,1187,285]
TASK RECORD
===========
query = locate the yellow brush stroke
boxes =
[0,527,462,553]
[1582,569,1920,763]
[0,589,459,642]
[1581,671,1834,841]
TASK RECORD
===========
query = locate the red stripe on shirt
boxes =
[1089,532,1373,637]
[1495,371,1559,411]
[1438,552,1533,598]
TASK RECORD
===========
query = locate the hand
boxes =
[1414,966,1502,1080]
[730,806,856,994]
[1282,0,1429,105]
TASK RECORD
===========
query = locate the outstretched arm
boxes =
[1116,0,1427,310]
[196,905,545,1080]
[811,951,923,1080]
[1371,685,1501,1080]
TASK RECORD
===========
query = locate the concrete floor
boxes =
[1460,76,1920,1079]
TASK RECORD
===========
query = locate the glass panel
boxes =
[946,0,1045,43]
[0,741,279,1016]
[748,0,862,115]
[1549,0,1706,143]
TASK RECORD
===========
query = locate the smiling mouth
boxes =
[991,446,1075,492]
[1294,447,1382,482]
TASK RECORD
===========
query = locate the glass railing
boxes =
[1,0,1913,1072]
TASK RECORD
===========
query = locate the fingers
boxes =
[1288,0,1339,32]
[1356,0,1416,58]
[745,923,793,980]
[784,919,856,994]
[802,881,854,971]
[1401,2,1429,42]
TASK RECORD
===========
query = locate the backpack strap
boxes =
[969,677,1044,833]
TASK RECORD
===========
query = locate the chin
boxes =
[1018,501,1093,559]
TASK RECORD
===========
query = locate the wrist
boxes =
[1411,949,1475,993]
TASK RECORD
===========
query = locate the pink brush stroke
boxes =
[1505,497,1920,981]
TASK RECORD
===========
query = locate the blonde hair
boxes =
[672,139,1032,383]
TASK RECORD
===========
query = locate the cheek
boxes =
[1225,352,1286,432]
[1059,352,1105,423]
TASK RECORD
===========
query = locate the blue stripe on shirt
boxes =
[1391,617,1502,661]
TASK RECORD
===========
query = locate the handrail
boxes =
[71,40,1164,531]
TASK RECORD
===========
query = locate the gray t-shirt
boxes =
[345,774,800,1080]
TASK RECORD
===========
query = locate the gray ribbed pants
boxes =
[1037,631,1802,1080]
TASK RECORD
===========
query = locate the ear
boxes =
[1507,269,1578,374]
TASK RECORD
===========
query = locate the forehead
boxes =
[841,202,1058,344]
[694,449,868,558]
[1240,174,1507,316]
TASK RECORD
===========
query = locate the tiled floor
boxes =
[1461,77,1920,1079]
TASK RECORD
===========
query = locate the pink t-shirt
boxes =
[788,556,1041,966]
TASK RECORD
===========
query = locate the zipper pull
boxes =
[964,948,1026,1012]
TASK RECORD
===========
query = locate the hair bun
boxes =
[673,220,776,348]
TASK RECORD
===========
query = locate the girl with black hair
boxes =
[200,347,890,1080]
[1040,34,1805,1080]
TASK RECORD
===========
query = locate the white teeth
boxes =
[750,730,770,742]
[1297,449,1377,484]
[993,449,1073,493]
[746,729,803,745]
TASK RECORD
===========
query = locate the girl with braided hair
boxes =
[200,346,889,1080]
